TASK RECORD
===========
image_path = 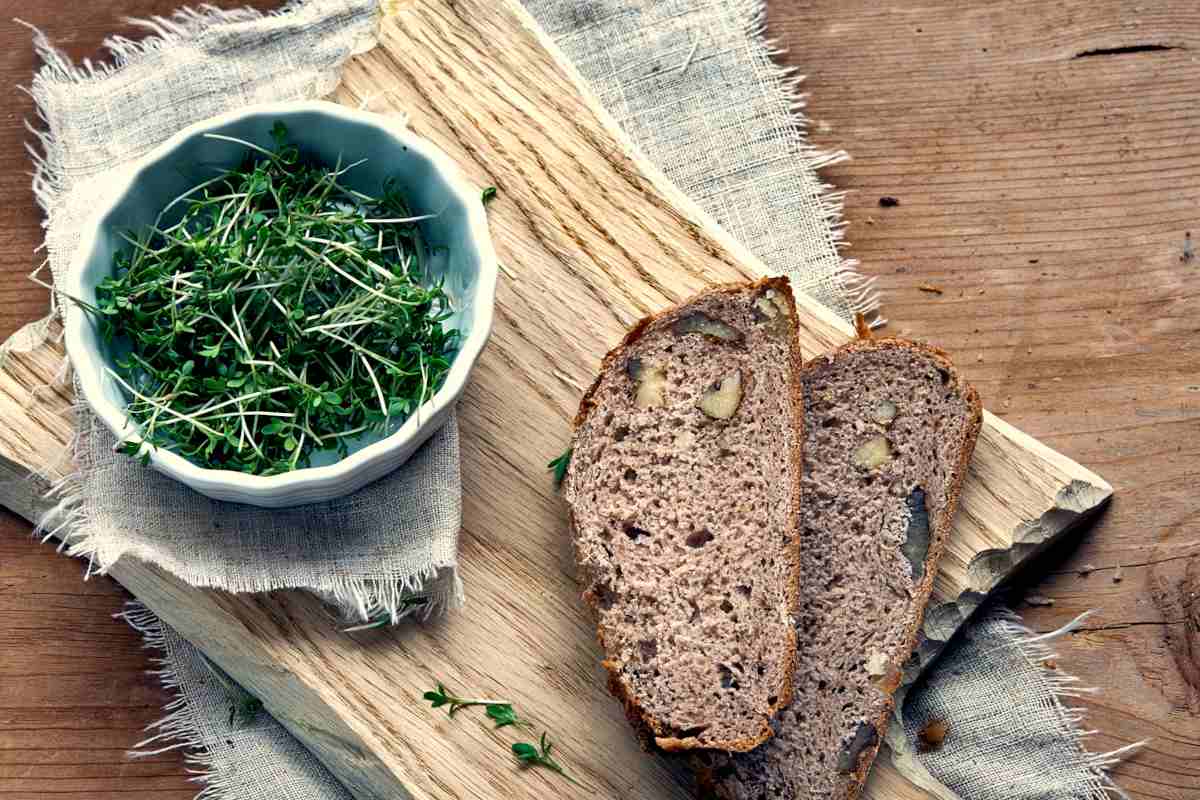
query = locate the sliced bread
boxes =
[696,335,982,798]
[563,277,805,753]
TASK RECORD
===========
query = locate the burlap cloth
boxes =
[20,1,1134,798]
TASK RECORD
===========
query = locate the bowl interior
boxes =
[75,109,483,467]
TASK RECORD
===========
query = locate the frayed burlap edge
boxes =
[886,608,1144,800]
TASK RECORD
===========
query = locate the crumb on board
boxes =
[1029,258,1039,264]
[917,720,948,753]
[866,216,876,225]
[1183,231,1194,263]
[1113,564,1124,583]
[879,196,900,207]
[1078,563,1097,576]
[977,288,986,295]
[1025,594,1055,607]
[1042,658,1058,670]
[918,283,944,295]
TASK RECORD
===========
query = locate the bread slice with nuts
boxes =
[563,276,804,753]
[695,334,982,799]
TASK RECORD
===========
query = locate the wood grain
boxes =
[767,1,1200,797]
[0,525,194,800]
[0,3,275,799]
[0,1,1118,799]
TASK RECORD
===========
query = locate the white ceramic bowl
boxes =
[64,101,497,507]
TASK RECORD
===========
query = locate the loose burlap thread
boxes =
[20,1,1134,799]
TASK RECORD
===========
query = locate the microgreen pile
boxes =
[91,122,458,475]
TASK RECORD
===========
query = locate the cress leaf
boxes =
[547,447,572,487]
[485,704,521,729]
[512,742,538,761]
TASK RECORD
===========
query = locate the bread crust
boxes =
[566,276,806,754]
[695,334,982,799]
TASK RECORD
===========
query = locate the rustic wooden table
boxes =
[0,2,1195,798]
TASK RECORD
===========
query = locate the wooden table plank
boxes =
[0,520,192,800]
[767,2,1200,797]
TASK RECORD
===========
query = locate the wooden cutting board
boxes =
[0,1,1112,798]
